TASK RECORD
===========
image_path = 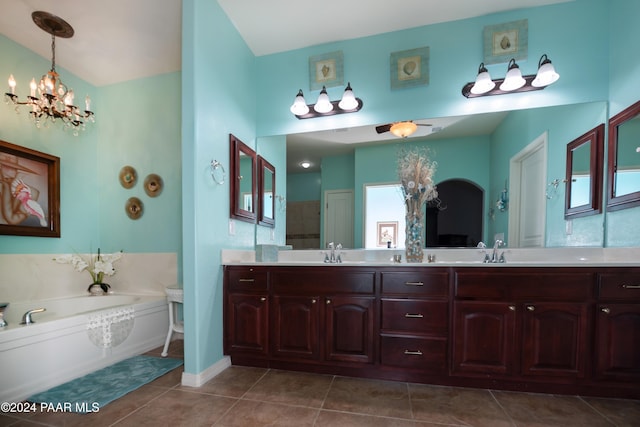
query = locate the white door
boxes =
[509,133,547,247]
[324,190,354,248]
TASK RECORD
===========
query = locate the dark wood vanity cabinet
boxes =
[224,265,640,398]
[595,272,640,382]
[224,267,269,358]
[452,270,592,381]
[270,269,376,365]
[379,269,449,372]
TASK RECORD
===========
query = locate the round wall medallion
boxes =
[125,197,144,220]
[144,173,163,197]
[119,166,137,189]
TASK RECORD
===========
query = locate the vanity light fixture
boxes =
[290,82,363,119]
[4,11,95,135]
[462,54,560,98]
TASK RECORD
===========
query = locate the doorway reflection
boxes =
[426,179,483,247]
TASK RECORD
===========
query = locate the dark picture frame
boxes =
[0,139,60,237]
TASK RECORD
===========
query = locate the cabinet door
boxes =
[521,302,589,378]
[452,301,516,376]
[595,303,640,382]
[325,296,375,364]
[271,295,320,360]
[226,293,269,356]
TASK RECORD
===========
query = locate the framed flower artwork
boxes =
[377,221,398,247]
[0,139,60,237]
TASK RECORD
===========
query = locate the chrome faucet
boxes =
[484,239,506,263]
[21,308,46,325]
[0,303,8,328]
[324,242,343,263]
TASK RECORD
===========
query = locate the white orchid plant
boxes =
[54,248,123,293]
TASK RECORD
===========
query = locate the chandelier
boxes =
[4,11,94,135]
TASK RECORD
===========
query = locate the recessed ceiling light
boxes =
[300,161,311,169]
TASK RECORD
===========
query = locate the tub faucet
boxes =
[21,308,46,325]
[0,303,8,328]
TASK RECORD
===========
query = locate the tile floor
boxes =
[2,340,639,427]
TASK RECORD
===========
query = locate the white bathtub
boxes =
[0,294,170,403]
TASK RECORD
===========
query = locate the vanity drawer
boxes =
[380,270,449,297]
[272,269,375,294]
[227,267,268,292]
[381,299,448,334]
[380,335,447,370]
[455,270,593,301]
[599,273,640,299]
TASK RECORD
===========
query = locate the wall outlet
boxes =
[229,219,236,236]
[566,219,573,235]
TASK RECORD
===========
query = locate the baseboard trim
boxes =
[180,356,231,387]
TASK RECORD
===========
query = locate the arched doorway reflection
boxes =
[426,179,483,247]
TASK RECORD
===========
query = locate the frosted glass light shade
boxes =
[499,59,525,91]
[532,55,560,87]
[313,86,333,113]
[390,121,418,138]
[470,64,495,95]
[338,82,358,110]
[290,89,309,115]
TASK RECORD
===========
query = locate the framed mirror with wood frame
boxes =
[607,100,640,211]
[257,155,275,227]
[564,123,604,219]
[229,134,257,223]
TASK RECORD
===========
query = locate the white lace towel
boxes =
[86,306,135,349]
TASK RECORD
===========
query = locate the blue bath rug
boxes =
[27,355,183,413]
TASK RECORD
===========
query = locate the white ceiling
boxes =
[1,0,570,172]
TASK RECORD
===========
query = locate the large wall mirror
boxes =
[257,155,275,227]
[230,134,256,223]
[564,124,604,219]
[607,100,640,211]
[258,101,608,249]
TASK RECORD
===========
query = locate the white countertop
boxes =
[222,247,640,267]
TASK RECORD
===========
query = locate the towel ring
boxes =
[210,160,225,185]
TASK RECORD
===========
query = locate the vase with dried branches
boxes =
[397,147,438,262]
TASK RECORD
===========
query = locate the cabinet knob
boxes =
[526,305,535,311]
[311,299,317,304]
[326,299,331,304]
[260,297,266,302]
[601,307,610,314]
[508,305,516,311]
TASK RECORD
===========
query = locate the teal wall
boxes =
[3,0,640,380]
[287,172,321,202]
[489,102,607,247]
[255,0,609,138]
[0,37,181,258]
[182,0,259,374]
